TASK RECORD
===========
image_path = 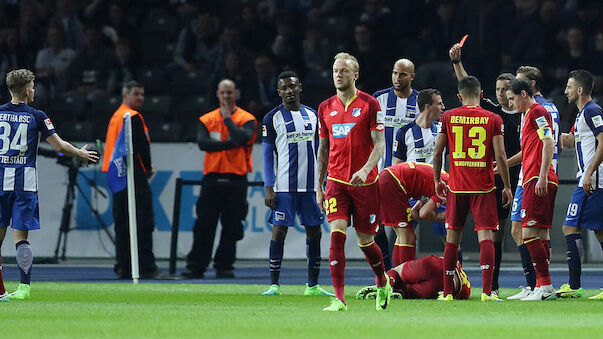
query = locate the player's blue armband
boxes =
[263,142,276,187]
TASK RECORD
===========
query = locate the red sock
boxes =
[524,237,552,286]
[329,231,346,302]
[480,239,494,295]
[0,255,5,295]
[541,240,550,262]
[393,244,415,266]
[386,269,403,292]
[443,242,458,296]
[360,241,386,287]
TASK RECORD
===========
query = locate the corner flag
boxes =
[107,118,128,193]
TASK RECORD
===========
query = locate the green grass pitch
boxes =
[0,282,601,338]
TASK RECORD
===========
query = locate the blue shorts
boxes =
[268,192,323,227]
[564,187,603,231]
[0,191,40,230]
[408,198,447,236]
[510,185,524,222]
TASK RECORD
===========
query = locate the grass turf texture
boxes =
[0,282,601,338]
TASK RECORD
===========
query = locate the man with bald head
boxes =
[182,79,257,279]
[372,58,420,269]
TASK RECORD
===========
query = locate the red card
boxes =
[459,34,468,47]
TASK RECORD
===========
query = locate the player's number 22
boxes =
[324,197,337,214]
[451,125,486,159]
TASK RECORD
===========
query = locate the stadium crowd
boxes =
[1,0,603,140]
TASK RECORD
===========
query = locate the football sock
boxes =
[306,238,321,287]
[16,240,32,285]
[565,233,582,290]
[374,229,392,270]
[329,231,346,302]
[0,253,5,294]
[386,269,403,291]
[268,240,284,285]
[492,241,502,291]
[524,237,551,287]
[457,249,463,265]
[479,239,494,295]
[359,241,386,287]
[518,243,536,289]
[443,242,458,296]
[393,244,415,266]
[542,240,551,262]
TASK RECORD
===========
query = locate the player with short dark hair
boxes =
[1,69,98,301]
[261,71,333,297]
[433,75,512,302]
[505,78,558,301]
[556,69,603,300]
[317,52,389,311]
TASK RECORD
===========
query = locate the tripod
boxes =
[54,162,115,261]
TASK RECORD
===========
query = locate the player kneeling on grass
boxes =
[0,69,98,302]
[261,71,333,297]
[379,161,448,266]
[356,255,470,300]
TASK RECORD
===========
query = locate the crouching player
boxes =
[379,161,448,266]
[356,255,471,300]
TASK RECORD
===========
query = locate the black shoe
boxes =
[216,270,235,279]
[140,269,162,279]
[181,270,204,279]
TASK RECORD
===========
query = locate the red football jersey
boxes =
[318,90,384,184]
[440,105,503,193]
[521,103,558,185]
[386,162,449,203]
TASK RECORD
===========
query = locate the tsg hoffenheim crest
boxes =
[352,108,361,117]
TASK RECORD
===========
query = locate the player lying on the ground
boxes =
[379,161,448,266]
[356,255,471,300]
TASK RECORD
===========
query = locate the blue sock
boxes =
[457,249,463,265]
[15,240,32,285]
[518,244,536,289]
[269,240,284,285]
[565,233,582,289]
[306,238,321,287]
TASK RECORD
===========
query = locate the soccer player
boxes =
[317,52,389,311]
[0,69,98,301]
[433,76,512,302]
[505,78,558,301]
[261,71,333,297]
[355,255,471,300]
[556,70,603,300]
[449,44,521,295]
[379,161,448,266]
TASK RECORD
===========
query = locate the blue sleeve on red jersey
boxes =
[583,103,603,137]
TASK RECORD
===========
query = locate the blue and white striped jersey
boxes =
[574,100,603,188]
[392,120,439,163]
[535,94,561,172]
[262,104,318,192]
[0,102,55,192]
[373,87,419,170]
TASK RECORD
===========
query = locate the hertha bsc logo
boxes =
[275,211,286,221]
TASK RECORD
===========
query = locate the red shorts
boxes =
[378,170,412,228]
[445,191,499,231]
[521,180,557,229]
[324,179,379,234]
[398,255,443,299]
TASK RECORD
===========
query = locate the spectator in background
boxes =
[215,51,254,106]
[302,25,332,74]
[348,23,387,95]
[212,24,252,77]
[17,0,47,51]
[51,0,84,51]
[239,3,272,55]
[0,28,34,92]
[538,0,563,71]
[102,2,136,44]
[553,26,593,86]
[34,24,76,105]
[358,0,394,46]
[107,39,136,95]
[172,11,219,74]
[421,0,456,62]
[271,15,303,71]
[247,55,279,120]
[67,25,113,104]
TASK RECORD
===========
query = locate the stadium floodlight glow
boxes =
[124,113,140,284]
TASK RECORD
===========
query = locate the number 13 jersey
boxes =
[0,102,56,192]
[440,105,503,193]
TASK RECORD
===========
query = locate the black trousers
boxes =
[113,172,157,275]
[186,174,247,273]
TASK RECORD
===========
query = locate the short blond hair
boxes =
[334,52,359,72]
[6,69,35,95]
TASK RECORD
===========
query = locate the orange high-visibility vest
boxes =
[200,107,257,175]
[101,104,150,172]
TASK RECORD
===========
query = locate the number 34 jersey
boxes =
[0,102,56,192]
[440,105,503,193]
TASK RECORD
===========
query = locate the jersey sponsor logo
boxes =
[332,123,356,138]
[44,118,54,130]
[330,110,338,116]
[535,116,549,129]
[275,211,286,221]
[262,125,267,137]
[352,108,361,117]
[592,115,603,128]
[384,115,413,128]
[376,111,384,124]
[286,130,314,143]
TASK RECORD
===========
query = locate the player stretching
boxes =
[261,71,333,297]
[317,53,389,311]
[557,70,603,300]
[506,78,558,301]
[355,255,471,300]
[433,76,512,302]
[379,161,448,266]
[0,69,98,301]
